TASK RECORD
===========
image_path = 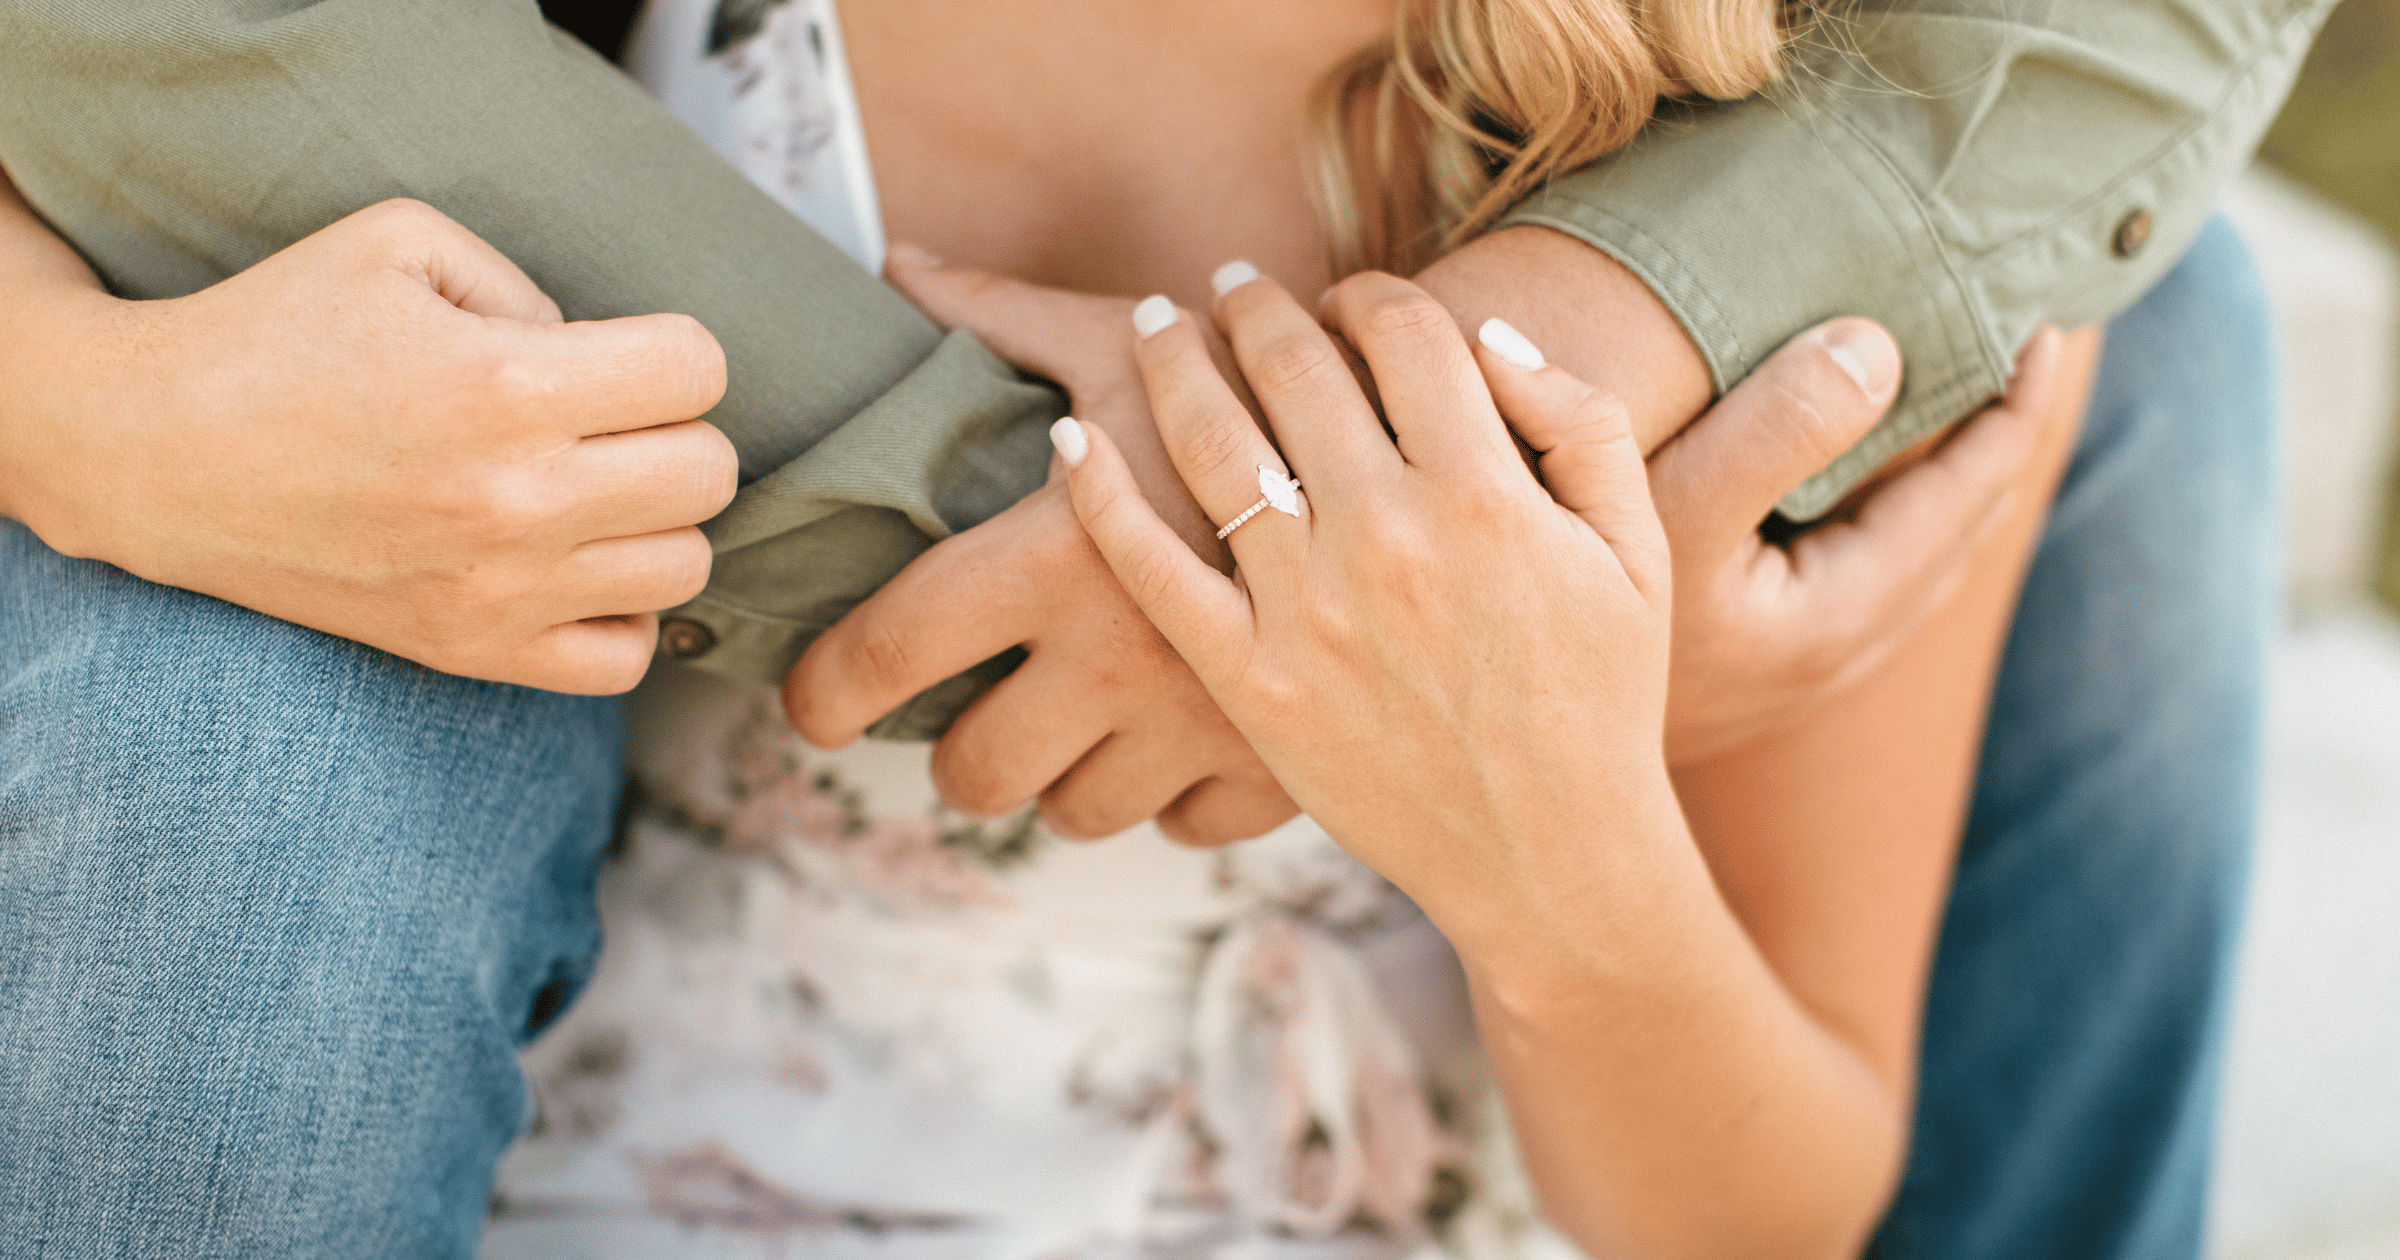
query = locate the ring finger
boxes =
[1129,296,1309,586]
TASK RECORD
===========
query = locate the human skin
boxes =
[0,175,737,693]
[1053,271,2089,1258]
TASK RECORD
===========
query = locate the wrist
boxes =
[0,284,137,553]
[1441,761,1711,1018]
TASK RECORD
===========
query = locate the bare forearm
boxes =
[1458,780,1906,1260]
[1415,224,1713,458]
[1476,330,2098,1257]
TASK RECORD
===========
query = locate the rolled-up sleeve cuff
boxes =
[1500,0,2328,520]
[654,329,1060,723]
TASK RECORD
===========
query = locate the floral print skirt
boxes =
[482,666,1574,1260]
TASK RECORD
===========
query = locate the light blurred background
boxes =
[2203,1,2400,1256]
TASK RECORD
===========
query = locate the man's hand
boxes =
[785,247,1296,845]
[0,197,735,694]
[1648,320,2071,764]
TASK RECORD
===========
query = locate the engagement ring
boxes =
[1216,465,1304,540]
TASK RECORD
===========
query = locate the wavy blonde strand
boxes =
[1313,0,1797,277]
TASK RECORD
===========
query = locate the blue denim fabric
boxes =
[1869,215,2277,1259]
[0,538,624,1259]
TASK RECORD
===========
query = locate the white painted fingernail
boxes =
[1809,320,1899,398]
[1132,294,1178,340]
[1210,260,1260,296]
[1050,416,1088,468]
[1478,317,1545,370]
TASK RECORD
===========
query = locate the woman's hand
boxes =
[1053,268,1675,951]
[0,188,735,694]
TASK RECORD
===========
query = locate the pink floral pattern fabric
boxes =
[480,670,1556,1259]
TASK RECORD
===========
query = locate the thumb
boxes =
[349,198,565,325]
[1648,318,1900,568]
[885,243,1124,384]
[1053,418,1249,682]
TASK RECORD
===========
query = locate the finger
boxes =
[785,498,1057,748]
[1790,326,2062,621]
[929,656,1117,821]
[1646,318,1901,570]
[1209,275,1398,501]
[1035,703,1249,841]
[355,198,566,325]
[1474,332,1668,602]
[1129,298,1310,577]
[553,527,716,620]
[1317,272,1518,481]
[560,419,740,540]
[1057,419,1251,685]
[884,244,1125,385]
[501,312,731,438]
[1155,773,1301,849]
[505,612,662,696]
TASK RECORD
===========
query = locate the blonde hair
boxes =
[1312,0,1799,276]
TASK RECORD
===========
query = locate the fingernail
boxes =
[1132,294,1179,340]
[1811,320,1899,399]
[1477,317,1546,370]
[1049,416,1088,468]
[886,241,943,269]
[1210,260,1260,297]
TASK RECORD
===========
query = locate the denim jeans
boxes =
[0,218,2272,1258]
[0,558,624,1256]
[1869,215,2276,1259]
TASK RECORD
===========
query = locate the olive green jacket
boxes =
[0,0,2332,734]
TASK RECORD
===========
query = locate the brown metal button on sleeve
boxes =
[658,616,717,660]
[2113,208,2154,259]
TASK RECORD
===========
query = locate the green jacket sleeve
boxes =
[0,0,1058,729]
[1502,0,2335,520]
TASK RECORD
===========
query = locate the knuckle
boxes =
[1760,375,1854,464]
[653,313,729,409]
[933,746,1019,819]
[357,197,446,239]
[658,529,715,605]
[850,622,922,698]
[1569,388,1634,442]
[1121,547,1187,613]
[477,352,559,415]
[1174,411,1253,484]
[1446,474,1524,527]
[1355,292,1451,345]
[1250,333,1340,395]
[687,424,742,513]
[954,269,1017,306]
[1247,666,1305,712]
[1369,516,1438,574]
[433,467,551,545]
[1040,793,1128,843]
